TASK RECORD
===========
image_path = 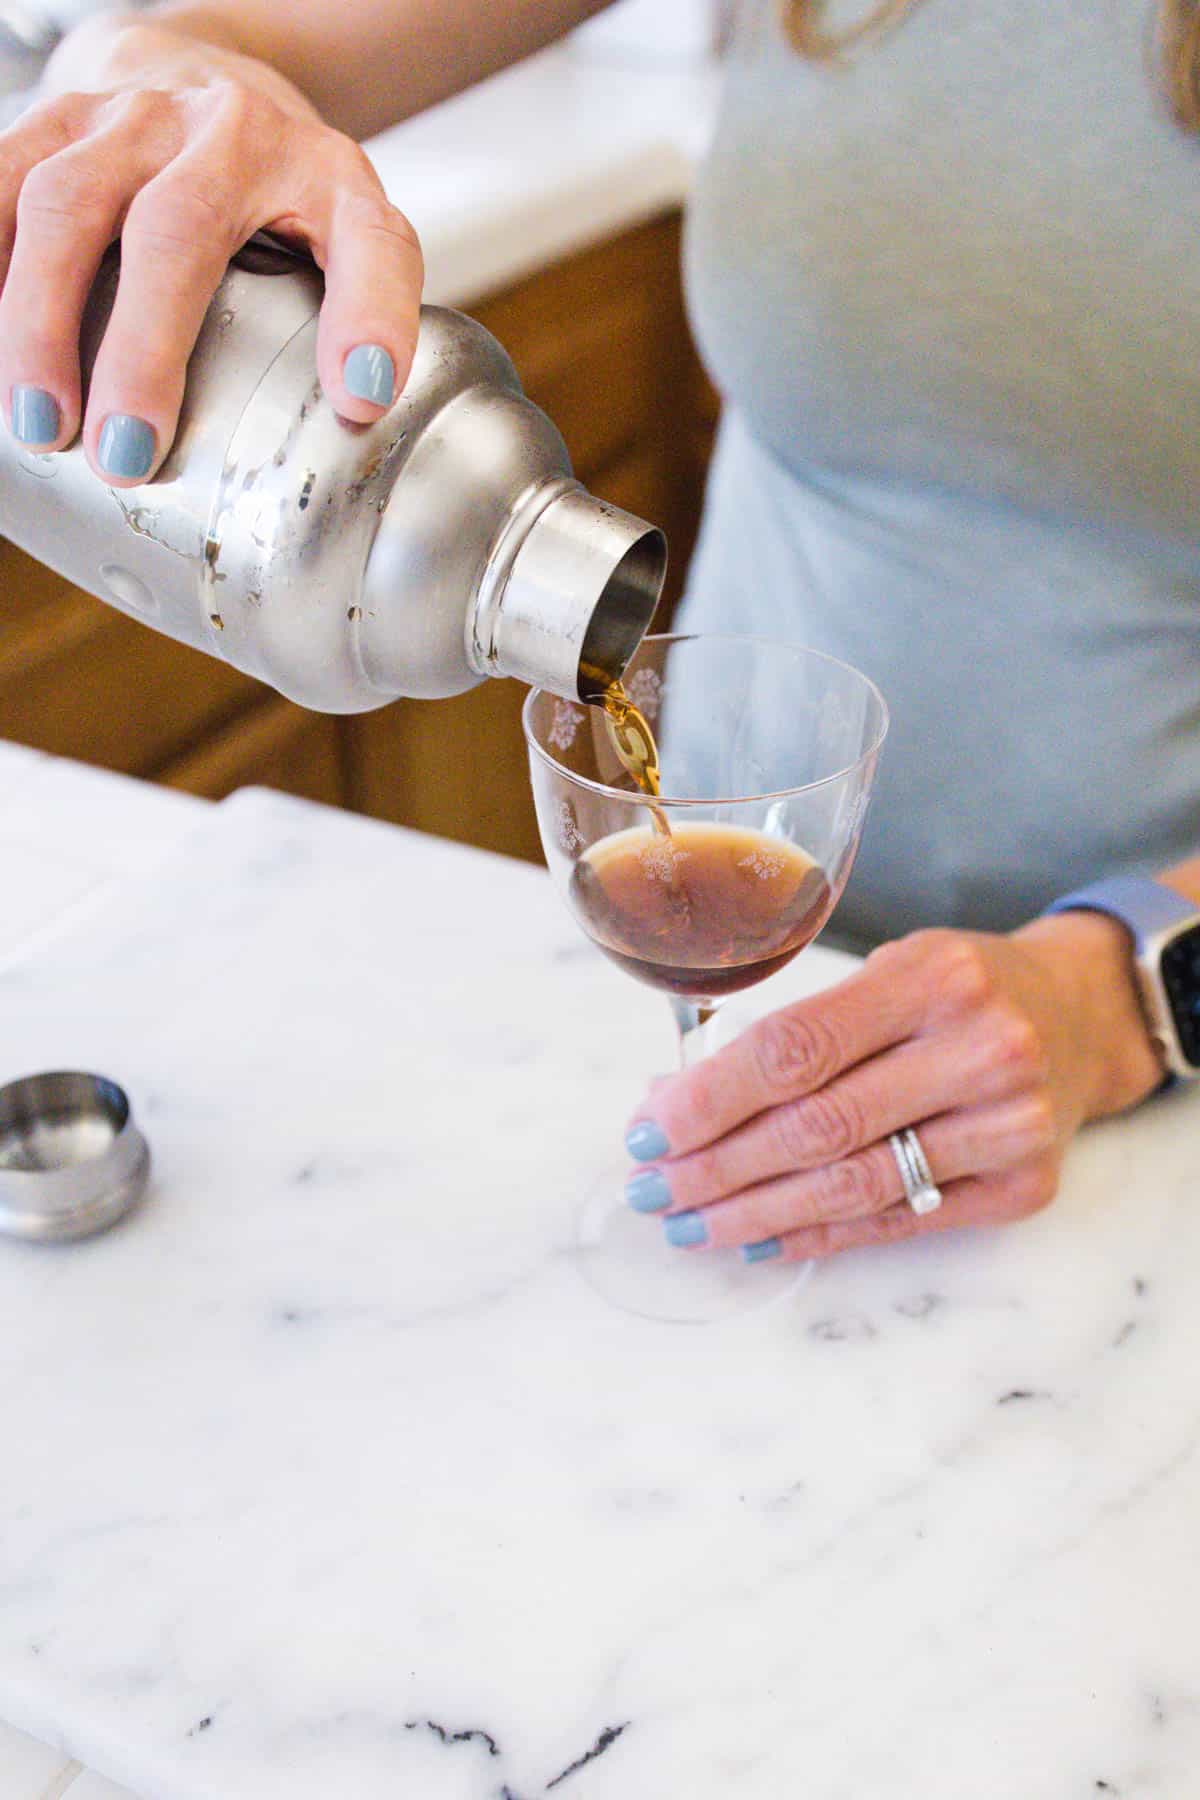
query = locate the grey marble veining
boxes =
[0,784,1197,1799]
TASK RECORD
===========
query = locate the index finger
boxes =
[315,177,423,422]
[626,944,926,1162]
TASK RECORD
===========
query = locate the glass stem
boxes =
[671,997,718,1070]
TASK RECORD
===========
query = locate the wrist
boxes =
[1015,909,1166,1120]
[40,11,135,88]
[144,6,249,54]
[44,10,321,123]
[44,12,240,89]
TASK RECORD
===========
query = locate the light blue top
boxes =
[680,0,1200,946]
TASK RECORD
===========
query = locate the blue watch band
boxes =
[1044,873,1197,953]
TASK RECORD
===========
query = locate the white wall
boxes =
[573,0,727,61]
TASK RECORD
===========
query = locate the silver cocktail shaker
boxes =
[0,239,667,707]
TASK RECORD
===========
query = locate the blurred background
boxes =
[0,0,726,864]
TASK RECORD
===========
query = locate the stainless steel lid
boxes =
[0,1071,150,1242]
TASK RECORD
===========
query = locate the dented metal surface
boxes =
[0,251,666,710]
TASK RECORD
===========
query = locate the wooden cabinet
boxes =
[158,697,348,806]
[0,544,267,775]
[0,209,718,856]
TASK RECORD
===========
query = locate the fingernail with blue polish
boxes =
[98,414,155,481]
[11,385,60,446]
[626,1168,671,1214]
[664,1211,707,1249]
[626,1119,670,1162]
[742,1238,782,1264]
[344,343,395,407]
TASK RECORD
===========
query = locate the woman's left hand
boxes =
[624,914,1166,1262]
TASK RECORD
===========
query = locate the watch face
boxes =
[1161,921,1200,1071]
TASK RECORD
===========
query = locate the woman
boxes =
[1,0,1197,1262]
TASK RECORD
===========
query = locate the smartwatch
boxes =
[1045,874,1200,1081]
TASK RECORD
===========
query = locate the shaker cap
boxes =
[0,1072,150,1243]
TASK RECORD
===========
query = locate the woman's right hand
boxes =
[0,15,423,485]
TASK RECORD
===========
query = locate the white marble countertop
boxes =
[0,40,726,1792]
[0,745,199,1800]
[1,738,1199,1800]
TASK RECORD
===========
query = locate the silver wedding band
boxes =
[889,1128,943,1217]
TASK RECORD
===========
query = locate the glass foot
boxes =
[574,1181,813,1324]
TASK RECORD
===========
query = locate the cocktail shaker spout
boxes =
[0,245,667,708]
[477,483,667,699]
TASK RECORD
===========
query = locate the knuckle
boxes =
[987,1007,1049,1088]
[1019,1092,1058,1155]
[681,1061,725,1135]
[751,1008,840,1098]
[863,934,911,979]
[926,933,994,1013]
[335,184,422,254]
[125,181,237,261]
[103,88,172,134]
[22,88,76,120]
[770,1100,815,1167]
[203,77,275,143]
[327,131,384,191]
[376,204,422,258]
[14,88,89,136]
[1009,1155,1060,1217]
[774,1086,862,1166]
[819,1150,889,1219]
[17,153,116,225]
[103,20,174,66]
[360,208,421,260]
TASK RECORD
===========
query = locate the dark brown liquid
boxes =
[588,680,662,802]
[570,822,831,999]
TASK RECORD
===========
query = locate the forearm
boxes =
[135,0,613,138]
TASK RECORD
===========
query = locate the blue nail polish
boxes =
[626,1168,671,1214]
[626,1119,670,1161]
[741,1238,782,1264]
[11,385,60,446]
[664,1211,707,1248]
[344,343,395,406]
[98,414,155,481]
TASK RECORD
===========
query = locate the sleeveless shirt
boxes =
[681,0,1200,945]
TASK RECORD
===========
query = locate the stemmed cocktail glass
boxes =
[523,634,888,1323]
